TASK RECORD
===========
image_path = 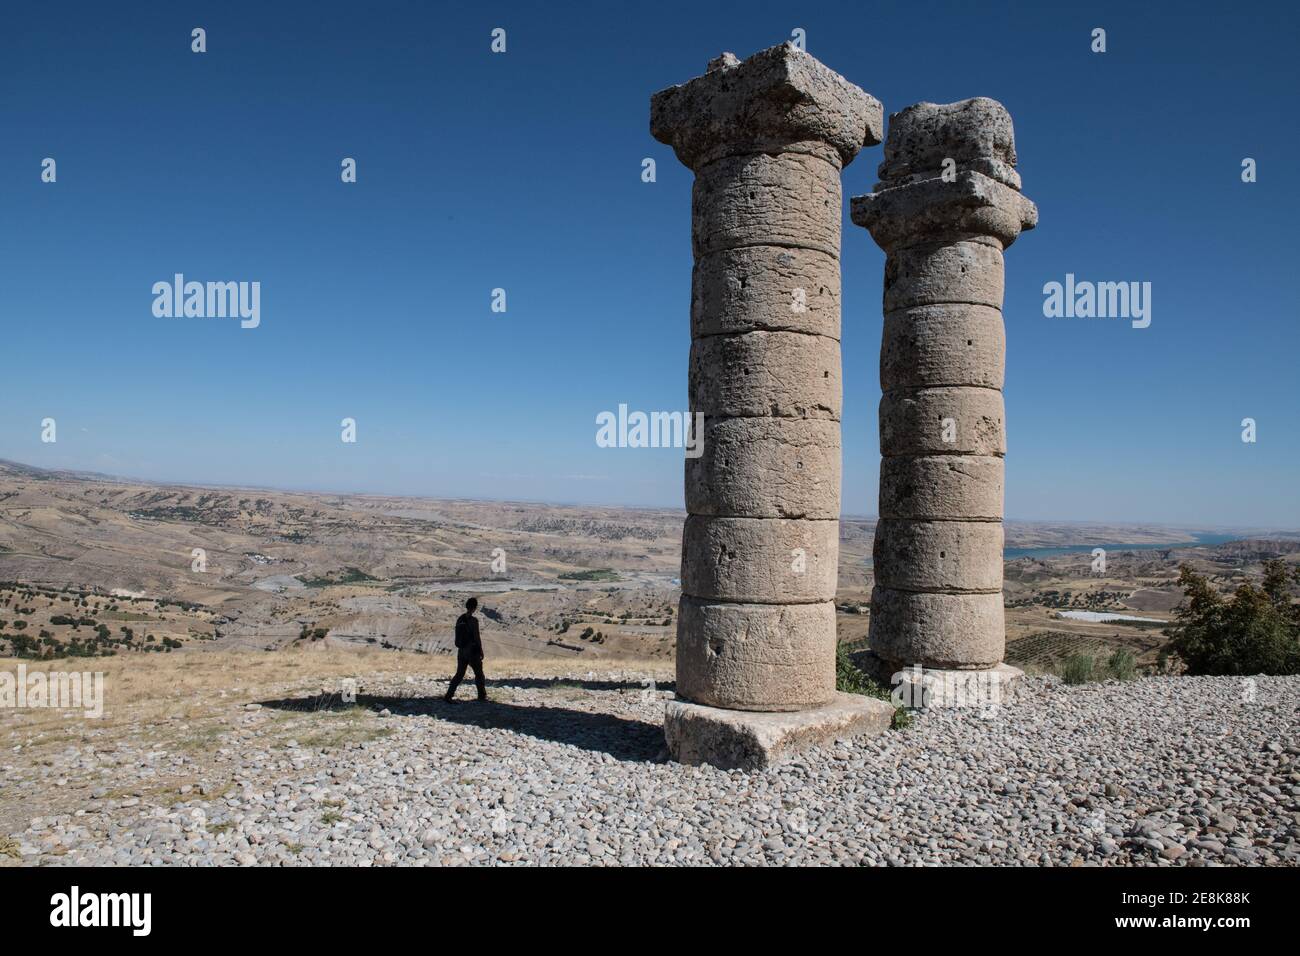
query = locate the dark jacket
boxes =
[454,612,482,658]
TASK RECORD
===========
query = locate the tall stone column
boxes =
[651,44,894,768]
[851,98,1037,697]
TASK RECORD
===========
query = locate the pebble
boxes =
[3,671,1297,867]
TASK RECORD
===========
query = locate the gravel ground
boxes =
[4,671,1298,866]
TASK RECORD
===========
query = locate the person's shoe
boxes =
[476,696,489,703]
[443,695,456,704]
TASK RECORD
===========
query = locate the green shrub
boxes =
[1167,561,1300,675]
[835,643,910,730]
[835,642,874,696]
[1105,647,1137,681]
[1060,654,1095,685]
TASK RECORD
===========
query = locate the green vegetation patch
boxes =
[835,643,911,730]
[1057,647,1139,685]
[1168,560,1300,675]
[299,567,379,588]
[558,568,621,582]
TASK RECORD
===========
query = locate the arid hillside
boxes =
[2,459,1297,670]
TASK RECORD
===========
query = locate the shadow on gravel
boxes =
[485,676,676,693]
[258,692,668,763]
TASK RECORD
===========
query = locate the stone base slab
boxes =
[664,692,893,770]
[854,650,1023,710]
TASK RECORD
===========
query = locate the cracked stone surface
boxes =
[686,416,841,519]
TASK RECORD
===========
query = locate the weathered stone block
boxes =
[879,386,1005,456]
[650,43,883,171]
[692,151,842,257]
[872,518,1003,593]
[868,587,1006,668]
[675,596,836,711]
[879,454,1003,520]
[876,98,1022,190]
[692,246,841,340]
[665,691,893,770]
[881,304,1005,390]
[852,170,1038,252]
[690,330,841,420]
[883,661,1023,709]
[686,416,840,519]
[852,650,1023,708]
[681,515,838,603]
[880,239,1005,312]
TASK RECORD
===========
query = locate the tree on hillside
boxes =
[1167,560,1300,675]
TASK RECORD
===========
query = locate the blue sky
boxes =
[2,0,1297,527]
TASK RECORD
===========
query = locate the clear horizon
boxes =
[3,454,1295,534]
[4,0,1297,527]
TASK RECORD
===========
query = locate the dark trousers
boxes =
[447,651,486,700]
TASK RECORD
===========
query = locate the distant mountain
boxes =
[1209,538,1300,560]
[0,458,123,484]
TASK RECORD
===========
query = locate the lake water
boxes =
[1004,532,1239,560]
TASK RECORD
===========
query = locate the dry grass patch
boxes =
[1,650,670,760]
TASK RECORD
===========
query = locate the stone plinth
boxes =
[854,650,1024,710]
[664,692,894,770]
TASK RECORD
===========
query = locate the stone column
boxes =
[651,44,893,767]
[851,99,1036,697]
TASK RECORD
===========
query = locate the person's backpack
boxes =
[454,614,471,650]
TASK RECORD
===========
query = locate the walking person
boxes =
[445,597,487,702]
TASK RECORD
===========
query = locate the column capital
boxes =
[851,98,1037,250]
[651,43,883,171]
